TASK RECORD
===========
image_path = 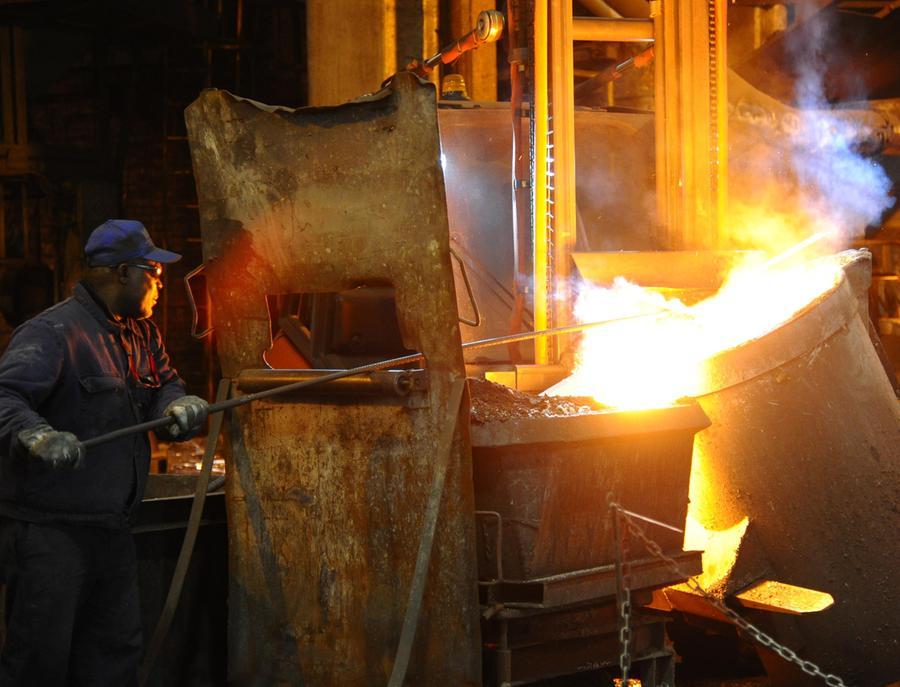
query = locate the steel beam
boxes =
[571,17,653,42]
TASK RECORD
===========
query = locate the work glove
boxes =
[162,395,209,441]
[17,423,85,470]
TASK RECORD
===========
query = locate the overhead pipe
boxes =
[729,70,900,156]
[578,0,622,19]
[571,17,653,42]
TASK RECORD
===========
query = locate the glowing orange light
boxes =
[546,224,843,410]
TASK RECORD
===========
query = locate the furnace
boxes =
[2,2,900,686]
[185,69,712,685]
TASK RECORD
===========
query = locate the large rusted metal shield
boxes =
[185,73,480,685]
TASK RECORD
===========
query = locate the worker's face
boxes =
[116,261,163,319]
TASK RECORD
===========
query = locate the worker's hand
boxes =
[17,424,85,470]
[163,395,209,441]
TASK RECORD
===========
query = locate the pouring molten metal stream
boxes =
[548,230,842,410]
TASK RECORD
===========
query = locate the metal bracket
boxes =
[184,263,213,339]
[476,510,505,585]
[450,246,481,327]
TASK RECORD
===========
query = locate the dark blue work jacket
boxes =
[0,282,186,529]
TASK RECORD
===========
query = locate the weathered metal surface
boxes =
[482,602,674,686]
[185,73,480,685]
[472,405,708,582]
[690,253,900,686]
[471,407,704,686]
[483,551,702,608]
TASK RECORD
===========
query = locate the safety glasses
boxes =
[127,262,164,278]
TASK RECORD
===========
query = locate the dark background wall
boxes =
[0,0,501,397]
[0,0,310,397]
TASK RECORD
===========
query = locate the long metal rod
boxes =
[616,506,684,534]
[81,354,424,448]
[760,230,832,271]
[80,311,656,450]
[463,312,652,352]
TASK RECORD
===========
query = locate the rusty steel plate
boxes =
[186,73,480,686]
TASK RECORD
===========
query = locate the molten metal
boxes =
[549,241,846,410]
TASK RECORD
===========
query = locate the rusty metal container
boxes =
[470,404,708,685]
[689,252,900,685]
[472,405,709,587]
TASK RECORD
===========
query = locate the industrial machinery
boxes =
[185,70,709,685]
[178,1,900,685]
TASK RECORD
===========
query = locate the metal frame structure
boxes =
[532,0,730,365]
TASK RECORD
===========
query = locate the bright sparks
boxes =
[546,235,843,410]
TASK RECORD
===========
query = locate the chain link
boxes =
[609,502,852,687]
[611,503,632,683]
[618,588,632,677]
[621,508,634,682]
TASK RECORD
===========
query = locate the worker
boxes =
[0,219,209,686]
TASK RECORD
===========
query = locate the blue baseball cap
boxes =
[85,219,181,267]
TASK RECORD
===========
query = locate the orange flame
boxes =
[547,233,843,409]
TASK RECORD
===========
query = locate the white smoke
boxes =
[787,2,895,236]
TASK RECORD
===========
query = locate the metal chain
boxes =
[609,503,851,687]
[619,586,632,682]
[621,510,635,683]
[612,505,633,683]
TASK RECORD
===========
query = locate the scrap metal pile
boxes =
[468,377,599,424]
